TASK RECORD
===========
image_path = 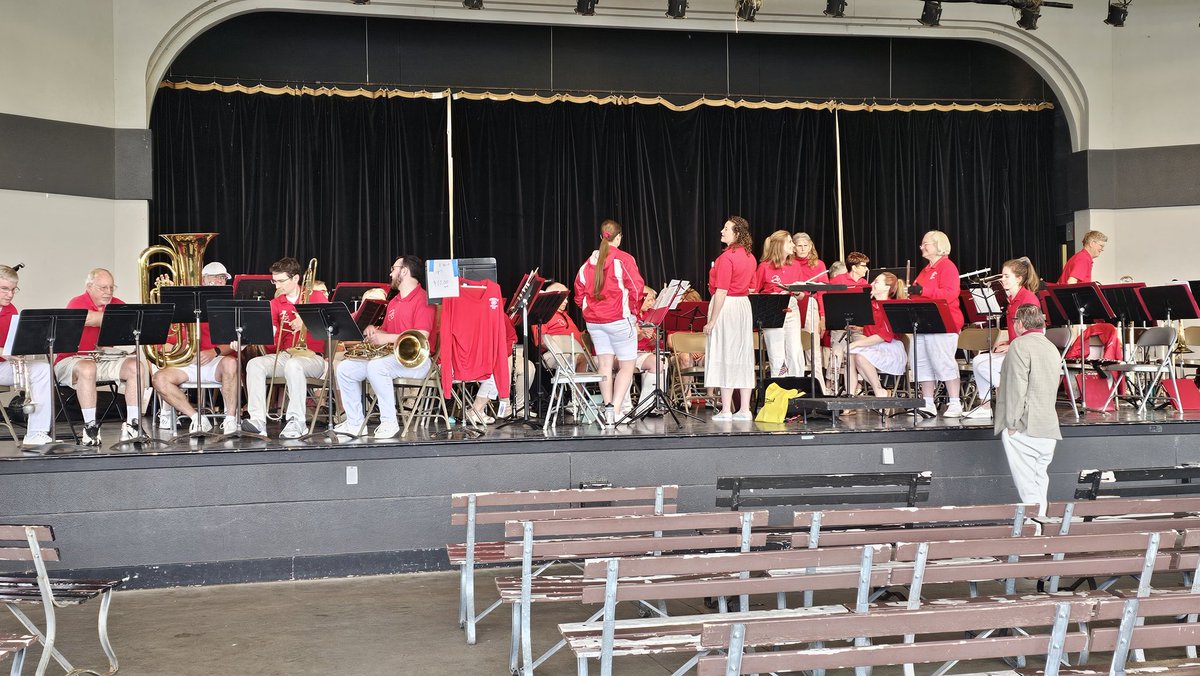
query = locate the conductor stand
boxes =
[881,300,954,421]
[159,285,233,444]
[1050,283,1116,415]
[293,302,364,444]
[208,299,273,443]
[963,276,1007,417]
[822,288,875,399]
[5,309,88,454]
[618,280,702,427]
[747,293,791,410]
[101,304,175,451]
[498,270,547,431]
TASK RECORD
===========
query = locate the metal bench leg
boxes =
[6,604,72,674]
[9,646,24,676]
[464,565,478,644]
[97,588,119,674]
[509,603,521,674]
[576,655,588,676]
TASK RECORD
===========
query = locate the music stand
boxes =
[293,302,364,443]
[1133,284,1199,411]
[232,275,276,301]
[823,288,874,398]
[1039,288,1072,328]
[4,309,88,454]
[881,299,955,420]
[1049,283,1117,415]
[618,280,702,427]
[781,282,850,396]
[332,282,390,313]
[1102,283,1151,361]
[353,299,387,332]
[98,304,175,451]
[498,280,560,431]
[748,293,793,408]
[159,286,234,444]
[663,301,708,334]
[208,299,273,442]
[961,280,1007,414]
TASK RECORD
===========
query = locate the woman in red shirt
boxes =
[964,257,1042,420]
[705,216,757,421]
[829,251,872,381]
[908,230,966,417]
[574,219,644,426]
[751,230,804,377]
[846,272,909,399]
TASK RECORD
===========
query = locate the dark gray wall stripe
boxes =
[0,112,151,200]
[1071,144,1200,211]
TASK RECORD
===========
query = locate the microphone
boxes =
[958,267,991,279]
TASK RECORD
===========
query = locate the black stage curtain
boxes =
[151,88,1058,295]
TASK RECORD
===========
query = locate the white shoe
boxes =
[943,402,964,418]
[280,417,306,439]
[465,408,494,426]
[247,419,268,435]
[222,416,241,434]
[602,404,616,427]
[21,431,54,447]
[963,406,993,420]
[711,410,733,422]
[732,410,754,422]
[81,422,102,446]
[373,420,401,439]
[158,409,175,430]
[188,416,213,433]
[120,421,140,441]
[916,404,938,418]
[334,420,364,437]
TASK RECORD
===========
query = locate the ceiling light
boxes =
[1104,1,1129,27]
[576,0,596,15]
[736,0,761,21]
[1017,5,1040,30]
[824,0,846,17]
[918,1,942,27]
[666,0,687,18]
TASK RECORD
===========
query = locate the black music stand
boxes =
[159,286,234,444]
[663,301,707,334]
[209,300,273,442]
[1049,283,1116,415]
[332,282,389,313]
[618,282,702,427]
[233,276,276,302]
[5,309,88,454]
[293,302,364,443]
[881,300,954,420]
[1102,282,1151,361]
[98,304,175,451]
[748,293,791,408]
[498,283,560,432]
[353,299,387,332]
[1133,284,1198,410]
[823,289,874,398]
[962,280,1007,414]
[1040,289,1072,328]
[781,282,850,396]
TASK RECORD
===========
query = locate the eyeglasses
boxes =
[270,276,293,285]
[91,284,116,292]
[0,285,18,295]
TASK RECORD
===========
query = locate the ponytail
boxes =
[593,219,622,301]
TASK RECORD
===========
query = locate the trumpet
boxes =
[11,356,37,416]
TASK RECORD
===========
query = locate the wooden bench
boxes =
[0,635,34,676]
[448,484,678,644]
[716,470,932,511]
[0,524,123,676]
[500,510,767,676]
[1075,465,1200,500]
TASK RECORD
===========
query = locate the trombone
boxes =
[264,258,319,420]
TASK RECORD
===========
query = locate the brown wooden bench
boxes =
[0,635,34,676]
[500,509,767,676]
[447,484,678,644]
[0,524,123,676]
[1076,464,1200,500]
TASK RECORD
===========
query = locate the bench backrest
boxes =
[717,471,932,512]
[451,485,678,527]
[0,524,58,564]
[1046,495,1200,520]
[1075,465,1200,500]
[790,502,1032,548]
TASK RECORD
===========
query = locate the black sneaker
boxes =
[81,422,102,446]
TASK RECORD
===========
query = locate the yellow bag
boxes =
[755,382,803,423]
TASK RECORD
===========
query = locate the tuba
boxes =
[139,233,218,368]
[343,330,429,369]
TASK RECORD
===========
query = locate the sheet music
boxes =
[968,286,1003,315]
[656,280,691,311]
[2,313,18,356]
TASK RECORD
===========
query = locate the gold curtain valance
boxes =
[158,80,1054,113]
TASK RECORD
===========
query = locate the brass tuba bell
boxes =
[139,233,218,368]
[394,330,430,369]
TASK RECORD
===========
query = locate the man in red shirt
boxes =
[0,265,55,446]
[1058,230,1107,284]
[150,262,242,435]
[334,255,436,439]
[54,268,147,446]
[244,257,329,438]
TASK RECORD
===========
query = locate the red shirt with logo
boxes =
[439,279,511,398]
[382,286,437,351]
[911,257,964,332]
[863,300,895,342]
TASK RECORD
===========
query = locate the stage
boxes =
[2,404,1199,589]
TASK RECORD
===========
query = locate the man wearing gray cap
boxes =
[151,261,242,434]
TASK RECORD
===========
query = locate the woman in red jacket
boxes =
[705,216,757,421]
[574,219,644,426]
[908,229,966,417]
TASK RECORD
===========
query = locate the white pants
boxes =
[0,359,53,434]
[336,356,432,426]
[1001,428,1057,517]
[476,354,535,410]
[762,298,804,377]
[971,352,1006,401]
[246,352,326,423]
[913,332,959,382]
[619,354,669,414]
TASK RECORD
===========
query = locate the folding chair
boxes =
[0,385,18,442]
[541,334,604,430]
[1046,326,1080,418]
[667,331,708,411]
[957,326,1000,407]
[1102,325,1178,414]
[394,362,450,435]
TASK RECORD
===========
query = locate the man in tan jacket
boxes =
[994,303,1062,517]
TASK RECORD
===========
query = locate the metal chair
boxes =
[957,326,1001,407]
[0,385,20,441]
[542,334,605,430]
[1101,326,1178,414]
[667,331,708,411]
[393,362,450,436]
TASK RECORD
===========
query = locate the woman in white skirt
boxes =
[751,230,805,377]
[847,272,909,398]
[908,230,966,417]
[574,219,645,426]
[705,216,757,421]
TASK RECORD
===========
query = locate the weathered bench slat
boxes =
[1047,496,1200,519]
[801,523,1032,548]
[722,491,930,508]
[793,503,1031,528]
[1062,517,1200,536]
[719,472,930,490]
[580,545,877,578]
[892,530,1174,561]
[0,546,59,562]
[451,485,678,508]
[585,567,891,604]
[451,503,676,526]
[1091,619,1200,652]
[503,511,767,537]
[0,525,53,541]
[894,553,1179,586]
[504,532,768,559]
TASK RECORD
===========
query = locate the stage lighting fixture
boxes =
[666,0,687,19]
[1017,5,1040,30]
[350,0,369,5]
[576,0,596,15]
[1104,1,1129,27]
[735,0,761,22]
[463,0,483,8]
[824,0,846,18]
[918,1,942,27]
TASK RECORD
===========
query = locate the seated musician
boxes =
[620,285,669,417]
[150,262,241,434]
[964,258,1041,420]
[55,268,149,446]
[828,252,872,380]
[0,265,55,446]
[845,272,908,401]
[245,257,329,439]
[530,282,586,372]
[333,255,434,439]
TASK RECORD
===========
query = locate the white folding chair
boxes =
[1101,326,1178,414]
[542,334,605,430]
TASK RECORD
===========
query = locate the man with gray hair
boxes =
[993,303,1062,517]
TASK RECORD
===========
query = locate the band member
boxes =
[828,252,872,378]
[575,219,645,427]
[150,262,241,434]
[0,265,55,446]
[334,256,435,439]
[531,282,586,372]
[245,257,329,438]
[846,272,909,400]
[619,285,669,417]
[792,231,828,385]
[1058,230,1106,284]
[706,216,756,421]
[830,252,871,288]
[964,258,1041,420]
[907,230,966,417]
[791,232,829,283]
[55,268,148,445]
[751,231,805,377]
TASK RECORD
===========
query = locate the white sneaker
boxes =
[963,406,993,420]
[246,419,268,435]
[333,420,364,436]
[222,416,241,434]
[81,422,102,446]
[732,410,754,422]
[120,421,140,441]
[188,416,213,433]
[280,417,306,439]
[603,404,616,427]
[373,420,401,439]
[943,402,964,418]
[465,408,494,426]
[916,404,938,418]
[158,409,175,430]
[711,410,734,422]
[21,431,54,447]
